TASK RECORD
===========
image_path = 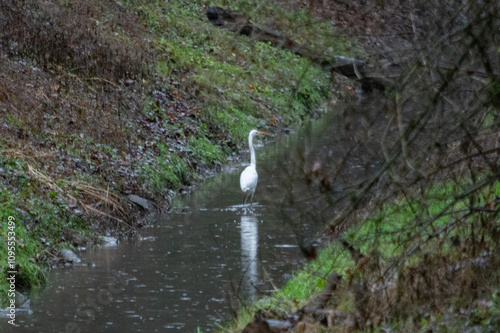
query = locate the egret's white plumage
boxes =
[240,165,258,198]
[240,130,266,204]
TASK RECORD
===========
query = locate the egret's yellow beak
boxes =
[258,131,268,135]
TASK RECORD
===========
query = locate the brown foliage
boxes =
[0,0,153,81]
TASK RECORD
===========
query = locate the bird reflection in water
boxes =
[240,214,259,301]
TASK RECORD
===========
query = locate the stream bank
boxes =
[0,0,359,305]
[0,116,348,332]
[223,1,500,332]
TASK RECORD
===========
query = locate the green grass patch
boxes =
[140,143,195,195]
[125,0,346,144]
[277,243,354,303]
[219,178,500,331]
[187,136,226,165]
[345,179,500,262]
[0,156,93,306]
[125,0,351,198]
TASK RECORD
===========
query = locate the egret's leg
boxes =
[243,191,250,205]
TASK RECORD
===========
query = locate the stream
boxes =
[1,107,384,332]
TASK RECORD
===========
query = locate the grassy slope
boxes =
[0,0,357,305]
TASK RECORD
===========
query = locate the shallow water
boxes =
[1,111,384,332]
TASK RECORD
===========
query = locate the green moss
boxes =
[0,210,46,305]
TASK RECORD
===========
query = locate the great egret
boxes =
[240,130,267,205]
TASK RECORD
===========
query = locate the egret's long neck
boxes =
[249,135,256,168]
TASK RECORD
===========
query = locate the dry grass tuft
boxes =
[26,163,131,226]
[3,146,56,161]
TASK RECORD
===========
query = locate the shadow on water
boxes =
[1,95,387,332]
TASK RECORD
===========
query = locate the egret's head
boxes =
[249,129,268,139]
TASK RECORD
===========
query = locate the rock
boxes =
[16,292,32,313]
[128,194,151,211]
[242,321,272,333]
[101,236,118,247]
[60,249,81,263]
[328,55,367,77]
[67,198,78,208]
[265,319,292,332]
[0,293,32,315]
[15,291,26,302]
[206,6,241,26]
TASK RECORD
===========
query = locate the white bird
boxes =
[240,130,267,205]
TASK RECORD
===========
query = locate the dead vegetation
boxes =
[0,0,153,81]
[0,0,172,223]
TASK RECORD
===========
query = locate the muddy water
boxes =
[2,111,383,333]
